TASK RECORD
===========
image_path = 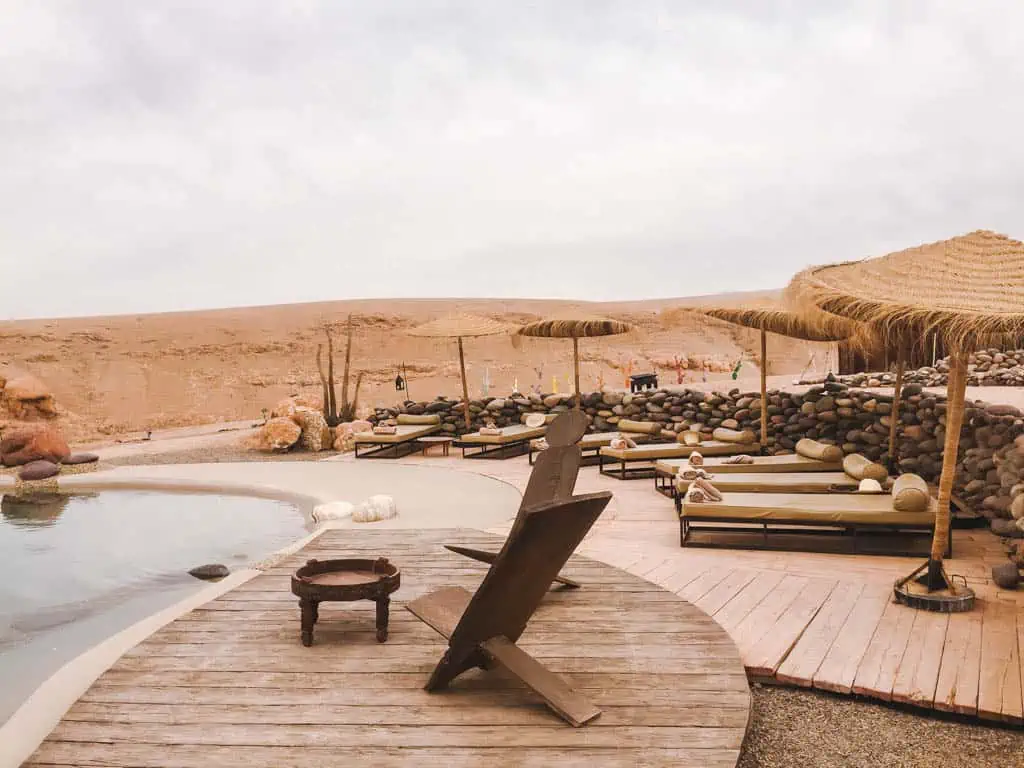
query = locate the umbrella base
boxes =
[893,559,976,613]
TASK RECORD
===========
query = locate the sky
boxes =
[3,1,1023,320]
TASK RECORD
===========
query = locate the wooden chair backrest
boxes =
[545,409,588,447]
[448,491,612,650]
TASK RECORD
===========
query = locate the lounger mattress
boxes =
[681,492,935,526]
[601,441,757,461]
[354,424,440,443]
[658,453,843,475]
[675,471,861,494]
[461,425,546,444]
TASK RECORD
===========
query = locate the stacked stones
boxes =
[838,348,1024,388]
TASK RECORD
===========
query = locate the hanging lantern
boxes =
[395,371,406,391]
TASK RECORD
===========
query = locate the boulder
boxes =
[992,563,1020,590]
[352,494,398,523]
[292,407,328,451]
[2,374,58,420]
[257,417,302,452]
[63,453,99,465]
[18,460,61,481]
[1,425,71,466]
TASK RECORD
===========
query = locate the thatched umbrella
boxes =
[665,304,860,451]
[407,313,513,429]
[789,229,1024,611]
[516,315,633,408]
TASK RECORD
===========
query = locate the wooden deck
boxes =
[26,529,751,767]
[423,452,1024,726]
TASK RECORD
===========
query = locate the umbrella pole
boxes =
[888,346,905,473]
[573,337,581,409]
[924,347,967,588]
[759,329,768,453]
[458,336,471,431]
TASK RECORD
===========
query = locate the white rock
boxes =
[352,495,398,523]
[311,501,354,524]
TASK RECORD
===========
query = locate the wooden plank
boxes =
[775,581,863,687]
[27,743,742,768]
[692,569,759,615]
[979,597,1024,723]
[891,609,948,707]
[711,571,787,634]
[743,578,835,677]
[729,575,813,657]
[813,587,889,694]
[851,599,917,701]
[675,567,734,603]
[933,606,984,714]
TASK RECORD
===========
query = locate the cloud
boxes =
[3,1,1024,318]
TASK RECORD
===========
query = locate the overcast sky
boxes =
[3,1,1023,319]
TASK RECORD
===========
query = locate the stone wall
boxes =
[839,348,1024,388]
[371,383,1024,526]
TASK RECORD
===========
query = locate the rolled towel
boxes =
[678,465,713,481]
[723,454,755,465]
[480,427,503,436]
[689,451,704,467]
[686,486,710,503]
[372,425,397,435]
[531,438,549,451]
[692,477,723,502]
[610,436,637,450]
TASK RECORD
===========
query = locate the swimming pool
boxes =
[0,490,309,725]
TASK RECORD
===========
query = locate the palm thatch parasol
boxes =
[407,313,513,429]
[516,315,633,408]
[665,303,860,451]
[789,229,1024,610]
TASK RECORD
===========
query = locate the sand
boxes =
[0,294,833,444]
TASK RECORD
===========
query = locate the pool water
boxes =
[0,491,308,725]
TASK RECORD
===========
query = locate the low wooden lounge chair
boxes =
[450,411,587,588]
[679,491,945,556]
[408,490,613,727]
[599,440,758,480]
[353,416,441,459]
[456,424,549,459]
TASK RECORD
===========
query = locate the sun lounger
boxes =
[408,490,613,727]
[529,431,632,466]
[673,471,861,497]
[354,420,441,459]
[679,491,944,556]
[456,424,548,459]
[653,452,842,494]
[599,440,758,480]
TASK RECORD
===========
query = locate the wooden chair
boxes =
[445,409,589,588]
[408,490,613,727]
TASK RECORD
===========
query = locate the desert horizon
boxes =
[0,289,833,444]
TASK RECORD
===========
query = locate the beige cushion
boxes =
[397,413,441,426]
[461,425,546,444]
[682,491,935,526]
[713,427,757,444]
[677,430,701,446]
[795,438,843,463]
[843,453,888,483]
[617,419,663,435]
[892,473,930,512]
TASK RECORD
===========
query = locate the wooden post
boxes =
[928,347,967,585]
[458,336,471,431]
[573,337,581,410]
[888,345,905,473]
[759,329,768,452]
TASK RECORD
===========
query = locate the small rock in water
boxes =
[189,564,230,580]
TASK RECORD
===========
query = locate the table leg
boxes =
[300,598,317,647]
[375,596,390,642]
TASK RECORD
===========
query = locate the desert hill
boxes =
[0,292,836,443]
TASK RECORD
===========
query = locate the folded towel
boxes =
[692,477,723,501]
[723,454,754,465]
[678,465,714,481]
[689,451,704,467]
[480,427,503,436]
[372,425,397,435]
[531,438,549,451]
[609,436,638,450]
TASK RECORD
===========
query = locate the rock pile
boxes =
[838,348,1024,389]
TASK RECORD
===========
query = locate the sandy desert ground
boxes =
[0,292,837,444]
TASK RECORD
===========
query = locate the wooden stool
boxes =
[290,557,401,646]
